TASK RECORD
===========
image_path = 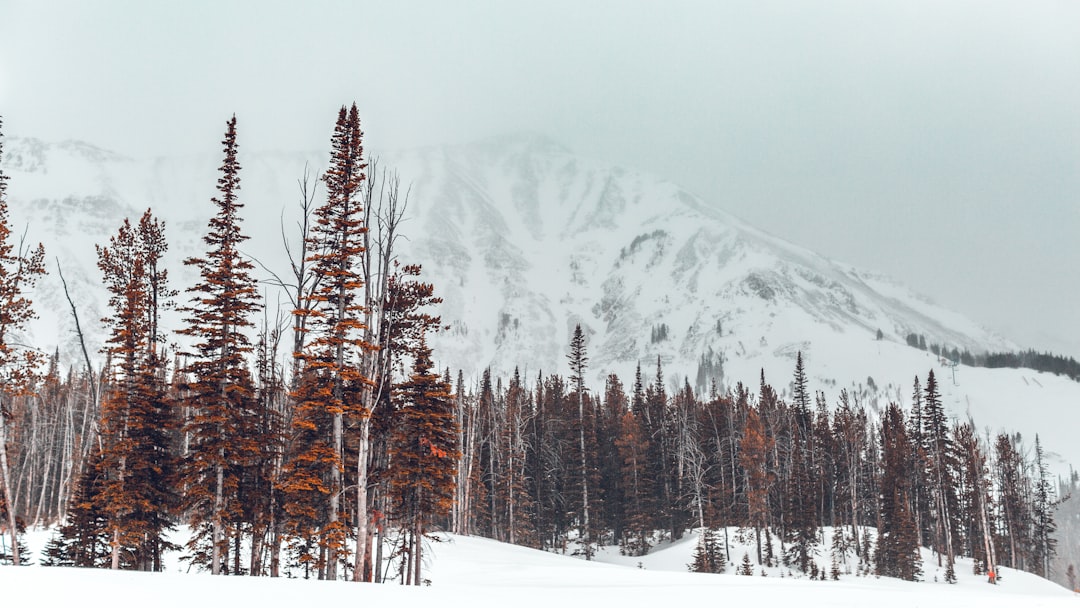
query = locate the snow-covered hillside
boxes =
[7,527,1074,607]
[4,133,1079,472]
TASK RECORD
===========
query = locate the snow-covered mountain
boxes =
[5,133,1079,469]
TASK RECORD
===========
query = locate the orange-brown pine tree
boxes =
[740,404,773,565]
[281,103,371,581]
[0,116,46,566]
[96,210,177,571]
[388,337,458,585]
[177,115,262,575]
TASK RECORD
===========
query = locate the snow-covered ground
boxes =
[5,527,1073,607]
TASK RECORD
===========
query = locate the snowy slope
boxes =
[7,528,1074,607]
[3,133,1079,473]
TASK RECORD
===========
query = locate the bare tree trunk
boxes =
[414,521,423,586]
[212,458,224,574]
[0,399,20,566]
[578,399,590,557]
[354,414,372,581]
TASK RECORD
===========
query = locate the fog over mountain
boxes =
[2,1,1078,359]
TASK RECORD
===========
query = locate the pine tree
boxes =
[689,528,726,573]
[177,115,262,575]
[875,403,921,581]
[41,448,110,567]
[281,103,371,580]
[923,370,958,575]
[388,339,459,585]
[993,432,1029,570]
[1032,435,1057,579]
[0,116,47,566]
[615,405,653,555]
[740,404,773,565]
[739,551,754,575]
[567,324,593,558]
[95,210,178,571]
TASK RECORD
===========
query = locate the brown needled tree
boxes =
[281,103,372,581]
[95,210,177,571]
[0,117,46,567]
[388,337,458,585]
[178,115,262,575]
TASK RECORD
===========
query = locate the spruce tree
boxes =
[96,210,177,571]
[689,527,726,573]
[177,115,261,575]
[0,116,46,566]
[388,338,458,585]
[281,103,371,580]
[1033,435,1057,579]
[922,370,958,575]
[876,403,921,581]
[567,324,593,558]
[41,448,110,567]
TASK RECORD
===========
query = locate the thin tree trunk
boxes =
[213,459,224,574]
[0,400,20,566]
[578,391,590,559]
[354,415,372,581]
[414,521,423,586]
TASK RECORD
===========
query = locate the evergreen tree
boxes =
[993,432,1029,570]
[1033,435,1057,579]
[689,527,726,573]
[388,339,459,585]
[0,116,47,566]
[740,404,773,564]
[875,403,921,581]
[95,210,178,571]
[922,370,958,576]
[615,404,653,555]
[567,324,593,558]
[41,448,110,567]
[281,103,371,581]
[177,115,262,575]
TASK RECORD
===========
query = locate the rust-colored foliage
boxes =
[95,210,177,571]
[281,103,374,578]
[177,115,263,574]
[0,116,46,567]
[388,339,460,534]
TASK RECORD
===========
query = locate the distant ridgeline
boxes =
[904,333,1080,382]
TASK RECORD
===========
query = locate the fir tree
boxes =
[875,403,921,581]
[0,116,47,566]
[689,527,726,573]
[177,115,262,575]
[1033,435,1057,579]
[95,210,177,571]
[281,103,371,581]
[567,324,593,558]
[739,551,754,575]
[388,338,459,585]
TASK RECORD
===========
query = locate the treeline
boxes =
[905,333,1080,381]
[450,347,1057,582]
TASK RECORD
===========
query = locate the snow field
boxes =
[6,526,1073,608]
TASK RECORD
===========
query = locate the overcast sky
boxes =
[1,1,1078,356]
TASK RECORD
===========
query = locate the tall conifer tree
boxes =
[178,115,262,575]
[96,210,177,571]
[0,117,46,566]
[282,103,370,580]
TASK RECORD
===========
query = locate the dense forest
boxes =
[0,110,1070,587]
[905,333,1080,382]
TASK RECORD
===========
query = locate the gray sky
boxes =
[2,0,1078,356]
